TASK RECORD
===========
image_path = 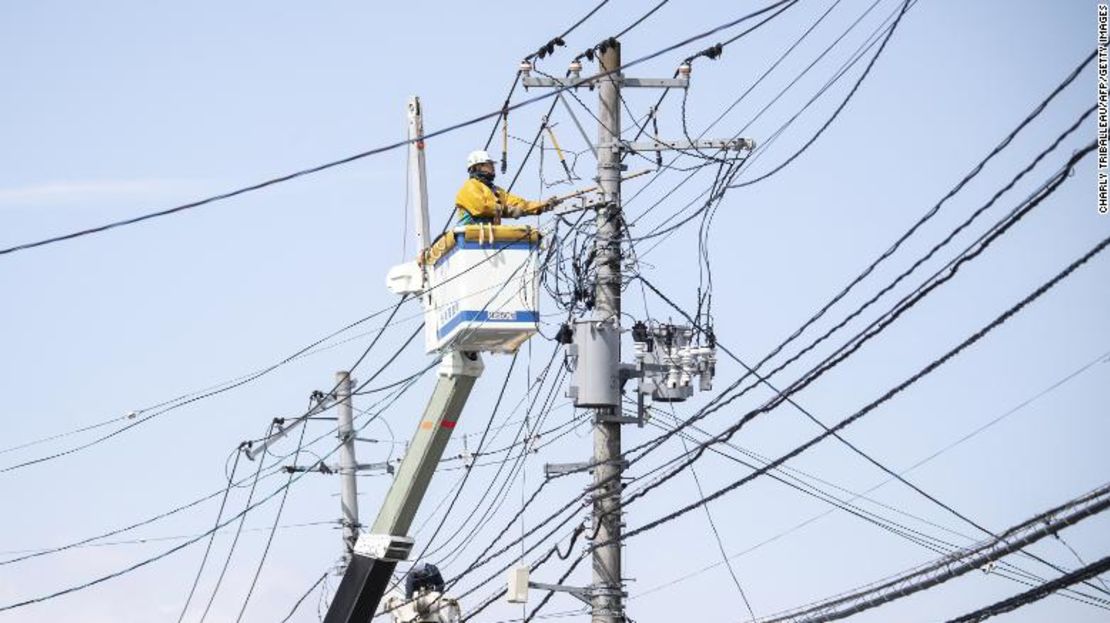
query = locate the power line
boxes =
[0,296,411,474]
[0,0,795,258]
[637,124,1107,596]
[175,449,243,623]
[671,405,758,619]
[631,279,1110,606]
[758,483,1110,622]
[0,342,427,614]
[633,0,910,243]
[0,520,334,557]
[280,572,329,623]
[623,0,890,229]
[636,408,1110,610]
[625,0,907,247]
[233,417,309,622]
[621,138,1095,490]
[618,221,1108,546]
[439,144,1098,613]
[945,554,1110,623]
[196,420,273,623]
[731,0,909,187]
[738,44,1096,370]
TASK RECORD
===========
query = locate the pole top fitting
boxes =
[568,59,582,80]
[519,60,533,77]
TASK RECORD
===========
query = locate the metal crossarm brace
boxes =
[623,138,756,152]
[522,76,688,89]
[529,582,593,606]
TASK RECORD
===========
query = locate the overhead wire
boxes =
[493,144,1098,582]
[633,118,1108,592]
[621,0,875,227]
[439,142,1099,618]
[279,571,329,623]
[196,419,275,623]
[944,554,1110,623]
[0,294,412,474]
[0,361,427,614]
[617,220,1108,547]
[756,484,1110,622]
[232,412,309,622]
[636,401,1110,609]
[732,0,910,187]
[705,47,1096,408]
[627,0,909,246]
[0,0,794,257]
[621,133,1097,482]
[175,446,244,623]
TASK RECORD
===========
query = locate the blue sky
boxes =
[0,1,1106,622]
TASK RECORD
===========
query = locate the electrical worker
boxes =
[455,150,559,225]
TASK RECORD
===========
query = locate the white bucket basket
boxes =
[418,225,541,354]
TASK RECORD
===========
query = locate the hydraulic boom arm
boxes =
[324,351,483,623]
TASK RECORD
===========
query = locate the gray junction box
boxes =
[567,318,620,408]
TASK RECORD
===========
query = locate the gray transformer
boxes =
[567,317,622,408]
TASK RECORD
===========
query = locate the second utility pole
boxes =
[336,370,360,567]
[592,40,624,623]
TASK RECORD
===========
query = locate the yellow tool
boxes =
[543,119,574,182]
[549,169,653,214]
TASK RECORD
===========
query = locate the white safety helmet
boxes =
[466,149,496,170]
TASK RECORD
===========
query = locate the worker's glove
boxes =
[505,205,525,218]
[543,197,563,211]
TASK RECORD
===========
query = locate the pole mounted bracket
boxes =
[529,581,593,606]
[545,461,593,478]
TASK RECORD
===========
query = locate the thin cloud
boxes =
[0,179,194,206]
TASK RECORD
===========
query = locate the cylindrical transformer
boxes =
[570,318,620,407]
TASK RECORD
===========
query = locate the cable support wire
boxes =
[944,554,1110,623]
[757,483,1110,623]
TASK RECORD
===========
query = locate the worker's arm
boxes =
[498,188,548,217]
[455,178,501,220]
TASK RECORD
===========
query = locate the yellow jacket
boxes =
[455,177,544,225]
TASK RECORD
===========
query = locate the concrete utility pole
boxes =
[592,41,625,623]
[336,370,360,567]
[520,38,752,622]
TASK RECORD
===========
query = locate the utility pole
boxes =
[336,370,360,568]
[520,38,750,623]
[592,40,624,623]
